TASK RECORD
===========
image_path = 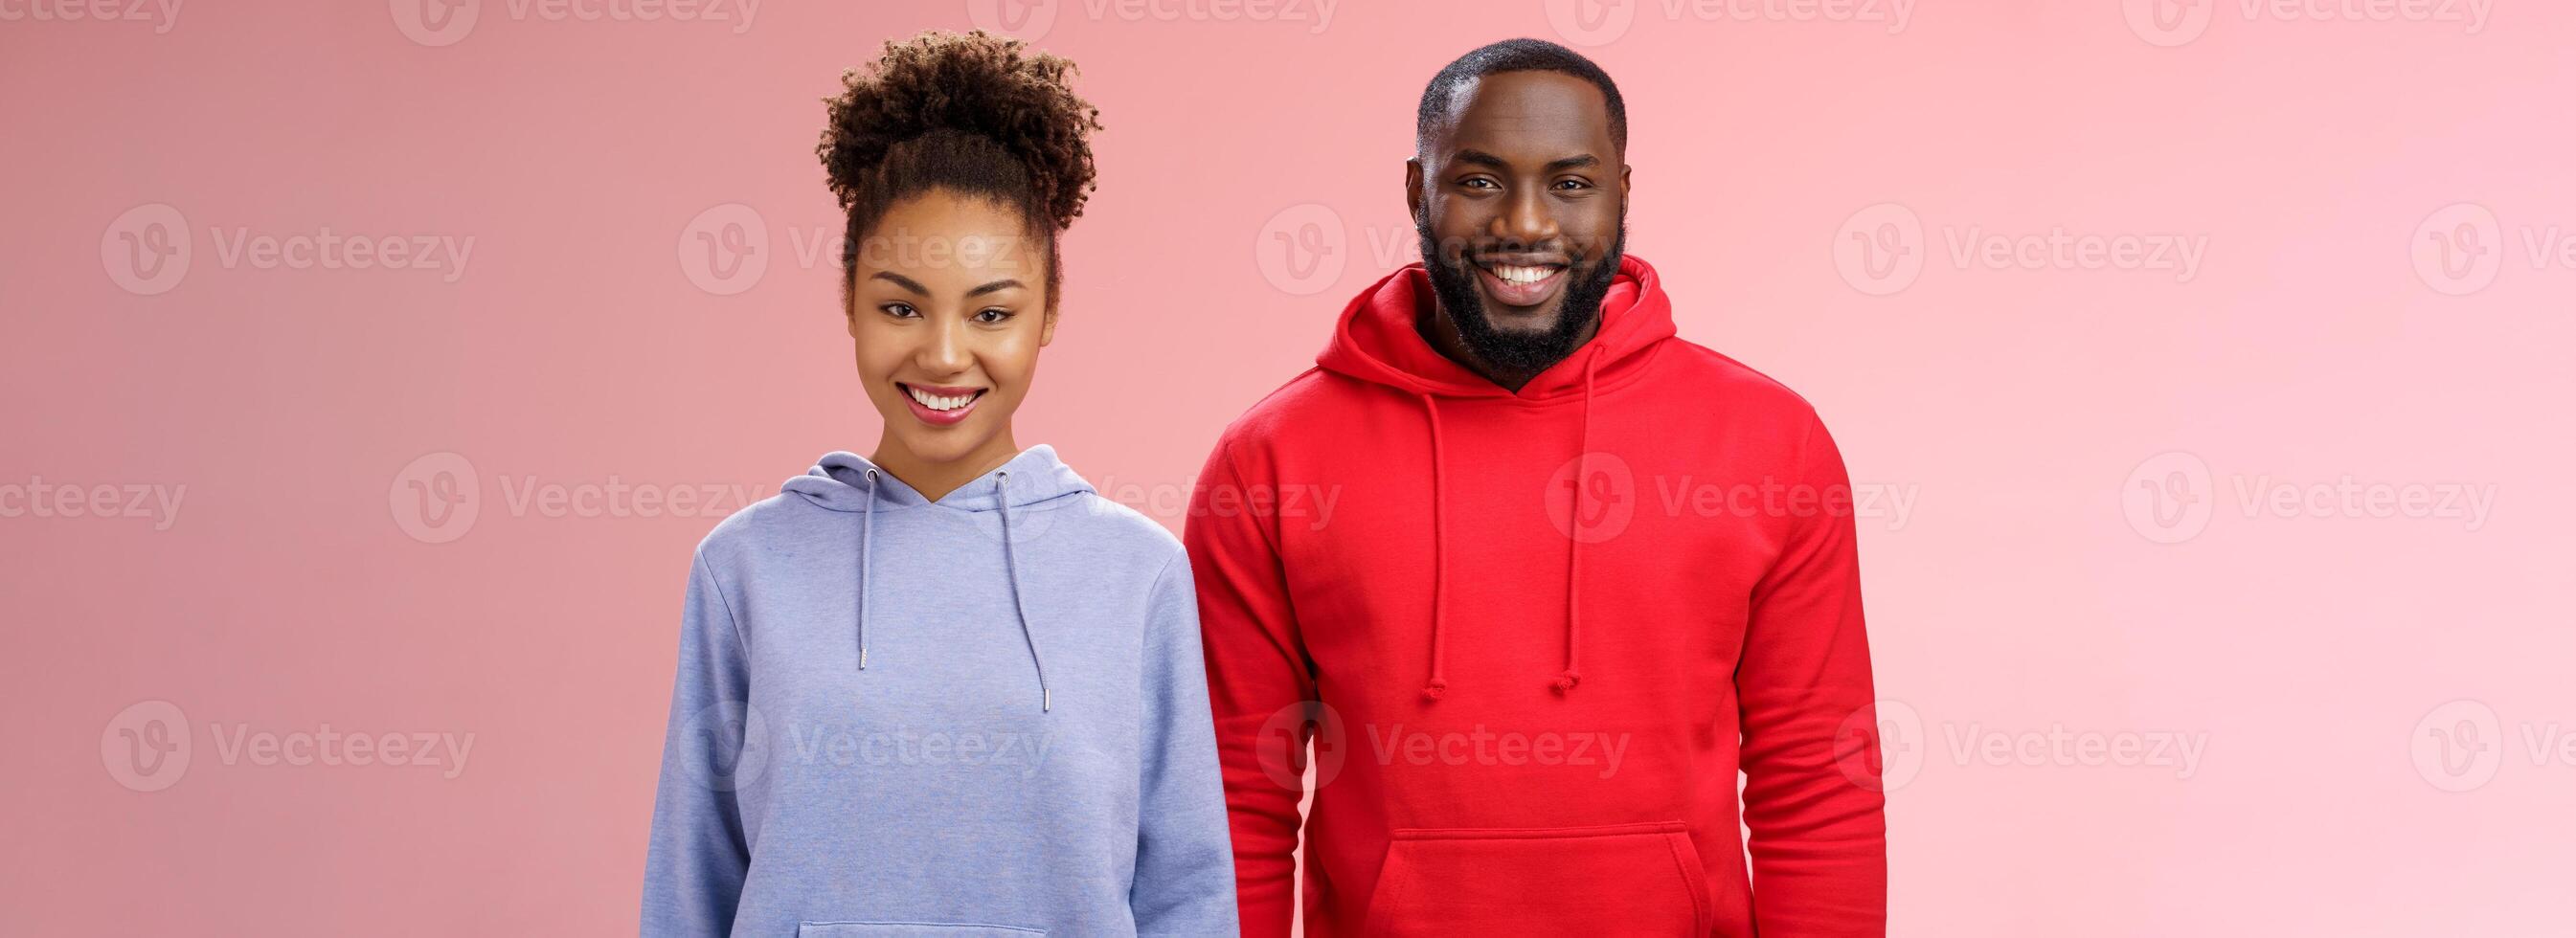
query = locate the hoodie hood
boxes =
[780,444,1093,711]
[783,444,1094,512]
[1314,255,1677,700]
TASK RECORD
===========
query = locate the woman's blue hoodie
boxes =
[641,446,1238,936]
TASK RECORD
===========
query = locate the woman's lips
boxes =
[1475,261,1569,308]
[898,383,985,427]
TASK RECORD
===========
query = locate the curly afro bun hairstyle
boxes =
[819,30,1102,310]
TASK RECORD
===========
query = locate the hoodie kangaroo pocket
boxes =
[1360,821,1710,937]
[796,923,1044,937]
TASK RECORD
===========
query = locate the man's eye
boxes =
[1460,178,1498,190]
[1555,179,1591,190]
[881,302,920,319]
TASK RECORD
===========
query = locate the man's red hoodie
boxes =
[1185,256,1887,936]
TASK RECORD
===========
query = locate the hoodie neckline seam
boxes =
[794,491,1095,515]
[1390,341,1665,407]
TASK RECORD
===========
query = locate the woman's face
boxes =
[847,190,1054,468]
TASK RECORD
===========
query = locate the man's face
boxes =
[1410,70,1628,374]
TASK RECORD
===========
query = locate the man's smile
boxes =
[1470,252,1571,309]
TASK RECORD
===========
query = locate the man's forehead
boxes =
[1426,71,1615,155]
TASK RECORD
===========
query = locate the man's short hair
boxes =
[1416,38,1627,154]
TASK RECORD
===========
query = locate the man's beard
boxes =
[1416,222,1626,375]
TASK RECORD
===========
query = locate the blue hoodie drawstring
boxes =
[858,467,878,671]
[815,450,1068,712]
[996,470,1053,713]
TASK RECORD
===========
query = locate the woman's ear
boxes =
[1037,234,1060,346]
[844,280,864,340]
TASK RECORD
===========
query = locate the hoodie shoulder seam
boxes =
[1662,339,1821,415]
[1224,367,1334,431]
[691,548,750,659]
[1212,436,1287,560]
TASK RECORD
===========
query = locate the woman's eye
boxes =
[974,308,1014,324]
[880,302,920,319]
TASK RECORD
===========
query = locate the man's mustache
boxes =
[1424,238,1612,266]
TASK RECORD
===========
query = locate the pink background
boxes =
[6,0,2572,934]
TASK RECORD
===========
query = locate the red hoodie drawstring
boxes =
[1424,342,1604,702]
[1552,346,1603,695]
[1419,391,1450,702]
[1396,261,1656,703]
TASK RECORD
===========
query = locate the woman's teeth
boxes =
[1488,263,1561,284]
[906,386,979,412]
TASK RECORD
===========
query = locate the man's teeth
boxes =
[906,387,977,412]
[1487,263,1561,285]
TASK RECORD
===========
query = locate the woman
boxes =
[641,32,1237,937]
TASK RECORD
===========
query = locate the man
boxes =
[1187,38,1887,936]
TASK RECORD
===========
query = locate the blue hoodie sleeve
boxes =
[1131,552,1242,936]
[640,551,754,936]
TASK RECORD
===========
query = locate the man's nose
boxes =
[1491,188,1560,245]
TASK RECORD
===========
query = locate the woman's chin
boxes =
[884,424,990,465]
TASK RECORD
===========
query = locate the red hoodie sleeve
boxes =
[1184,438,1311,938]
[1736,413,1888,936]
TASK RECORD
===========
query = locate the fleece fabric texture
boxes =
[642,445,1238,937]
[1186,256,1887,936]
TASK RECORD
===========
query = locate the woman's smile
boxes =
[898,382,988,426]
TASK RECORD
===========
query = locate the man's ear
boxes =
[1405,157,1427,226]
[1618,163,1632,215]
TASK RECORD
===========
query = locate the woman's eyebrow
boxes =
[869,271,931,295]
